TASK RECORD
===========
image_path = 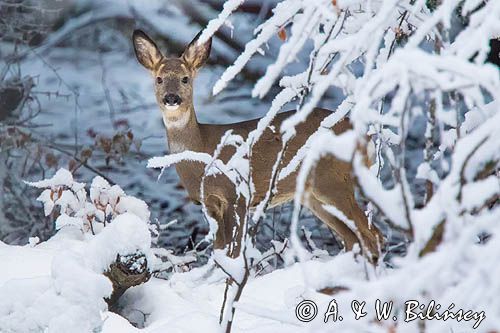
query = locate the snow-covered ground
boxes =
[1,214,496,333]
[0,237,362,332]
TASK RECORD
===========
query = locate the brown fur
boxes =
[133,30,382,260]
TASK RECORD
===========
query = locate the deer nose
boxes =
[163,94,182,106]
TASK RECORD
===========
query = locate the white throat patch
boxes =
[168,140,186,153]
[165,105,180,111]
[162,110,190,129]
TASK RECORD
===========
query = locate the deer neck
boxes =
[162,105,204,154]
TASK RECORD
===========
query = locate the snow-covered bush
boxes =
[0,169,156,332]
[148,0,499,331]
[26,168,150,234]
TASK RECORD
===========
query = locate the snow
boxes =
[354,154,410,230]
[0,227,366,333]
[4,222,499,332]
[147,152,212,170]
[415,162,440,184]
[85,213,152,272]
[449,0,500,62]
[25,169,88,218]
[212,0,303,95]
[2,0,500,332]
[2,179,500,332]
[25,169,79,190]
[462,176,499,212]
[55,214,85,230]
[0,209,152,333]
[116,196,151,223]
[252,5,321,97]
[0,228,112,333]
[198,0,246,44]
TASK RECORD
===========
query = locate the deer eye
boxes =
[182,76,189,84]
[156,77,163,84]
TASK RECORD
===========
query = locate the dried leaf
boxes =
[68,159,78,172]
[87,128,97,138]
[114,119,129,128]
[278,28,287,41]
[45,153,58,169]
[80,148,93,161]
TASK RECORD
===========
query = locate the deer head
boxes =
[133,30,212,127]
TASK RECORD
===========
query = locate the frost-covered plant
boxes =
[195,0,499,253]
[26,168,200,280]
[2,168,155,333]
[149,0,499,331]
[26,168,150,234]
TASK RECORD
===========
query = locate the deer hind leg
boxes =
[310,186,382,260]
[304,195,360,252]
[348,199,383,259]
[310,158,383,260]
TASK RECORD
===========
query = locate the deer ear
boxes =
[133,30,163,71]
[182,31,212,71]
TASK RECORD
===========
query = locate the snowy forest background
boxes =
[0,0,499,332]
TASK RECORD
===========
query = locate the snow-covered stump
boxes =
[105,252,151,310]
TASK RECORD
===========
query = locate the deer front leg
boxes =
[223,195,247,258]
[205,194,246,258]
[204,194,230,250]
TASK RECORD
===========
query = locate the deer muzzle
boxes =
[163,94,182,110]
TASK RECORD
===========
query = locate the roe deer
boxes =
[133,30,382,260]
